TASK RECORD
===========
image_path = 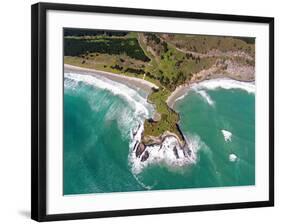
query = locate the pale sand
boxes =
[65,64,254,110]
[166,84,190,109]
[64,64,159,93]
[167,62,255,109]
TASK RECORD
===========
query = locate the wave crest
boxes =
[65,72,201,177]
[129,130,202,175]
[221,129,232,142]
[65,72,154,119]
[193,89,215,106]
[65,72,155,139]
[191,78,255,94]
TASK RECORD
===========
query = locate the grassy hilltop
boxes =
[64,29,255,144]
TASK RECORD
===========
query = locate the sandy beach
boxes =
[166,84,190,109]
[65,64,254,111]
[166,77,255,109]
[166,59,255,109]
[64,64,159,93]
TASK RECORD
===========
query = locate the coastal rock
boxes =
[182,146,192,157]
[143,130,185,148]
[229,153,238,162]
[135,143,146,158]
[173,146,179,159]
[133,141,139,151]
[141,151,149,162]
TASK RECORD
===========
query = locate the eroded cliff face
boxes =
[130,117,196,170]
[130,123,198,174]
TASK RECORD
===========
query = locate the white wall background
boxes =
[0,0,279,223]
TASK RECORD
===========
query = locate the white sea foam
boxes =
[174,78,254,106]
[132,172,154,190]
[229,153,238,162]
[129,130,201,174]
[221,129,232,142]
[174,94,187,103]
[65,72,154,119]
[64,77,79,90]
[65,72,157,140]
[191,78,255,94]
[65,72,200,176]
[106,104,138,139]
[195,89,215,106]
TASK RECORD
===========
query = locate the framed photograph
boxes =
[31,2,274,222]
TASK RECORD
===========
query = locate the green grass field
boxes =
[64,30,255,143]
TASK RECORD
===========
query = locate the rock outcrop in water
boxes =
[133,123,192,163]
[141,151,149,162]
[135,142,146,158]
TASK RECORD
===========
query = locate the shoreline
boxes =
[65,63,255,166]
[165,57,255,109]
[166,84,190,109]
[64,64,159,94]
[167,77,255,109]
[65,63,255,112]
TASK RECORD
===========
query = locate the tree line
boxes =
[64,29,128,37]
[64,37,150,62]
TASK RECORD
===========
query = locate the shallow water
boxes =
[63,73,255,195]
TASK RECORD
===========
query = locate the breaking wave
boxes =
[65,72,154,119]
[129,128,202,175]
[221,129,232,142]
[229,153,238,162]
[174,78,255,107]
[65,72,200,177]
[194,89,215,106]
[64,72,156,141]
[191,78,255,94]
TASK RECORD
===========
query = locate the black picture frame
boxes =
[31,2,274,222]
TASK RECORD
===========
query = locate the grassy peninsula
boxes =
[64,29,255,145]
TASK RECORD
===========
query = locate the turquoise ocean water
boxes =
[63,73,255,195]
